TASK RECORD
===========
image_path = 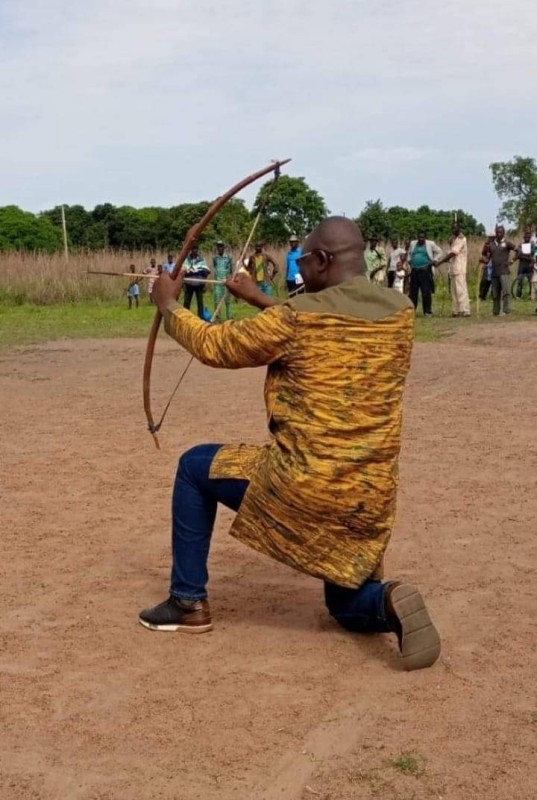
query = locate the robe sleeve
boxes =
[164,303,295,369]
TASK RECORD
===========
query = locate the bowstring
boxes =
[151,168,281,435]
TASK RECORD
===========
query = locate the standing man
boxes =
[514,231,535,298]
[478,234,494,301]
[213,240,233,321]
[182,245,210,319]
[285,234,303,295]
[387,238,407,288]
[490,225,516,316]
[364,237,387,284]
[436,224,471,317]
[247,243,278,296]
[407,232,443,316]
[139,216,441,672]
[163,253,176,274]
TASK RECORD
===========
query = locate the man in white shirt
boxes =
[437,224,470,317]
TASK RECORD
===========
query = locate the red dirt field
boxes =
[1,323,536,800]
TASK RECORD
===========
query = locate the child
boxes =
[393,252,409,293]
[143,258,159,305]
[127,264,140,309]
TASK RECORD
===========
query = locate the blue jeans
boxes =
[170,444,392,634]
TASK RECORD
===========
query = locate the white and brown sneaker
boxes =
[385,583,441,671]
[139,596,213,633]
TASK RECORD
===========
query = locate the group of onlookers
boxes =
[364,224,537,317]
[126,236,305,320]
[479,228,537,313]
[364,228,468,317]
[126,225,537,319]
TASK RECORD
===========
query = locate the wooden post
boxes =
[61,205,69,262]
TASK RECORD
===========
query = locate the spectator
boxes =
[514,231,535,298]
[489,225,516,316]
[144,257,159,305]
[392,254,408,294]
[213,240,233,321]
[402,239,411,295]
[364,237,387,283]
[163,253,176,274]
[247,243,278,296]
[407,232,443,316]
[127,264,140,309]
[532,258,537,307]
[479,234,494,301]
[387,238,407,288]
[182,246,210,319]
[285,235,303,294]
[436,224,471,317]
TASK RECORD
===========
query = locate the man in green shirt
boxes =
[407,232,443,316]
[213,241,233,321]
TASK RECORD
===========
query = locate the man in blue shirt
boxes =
[286,234,303,295]
[407,232,443,316]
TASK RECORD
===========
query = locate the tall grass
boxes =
[0,248,288,305]
[0,250,164,305]
[0,237,519,314]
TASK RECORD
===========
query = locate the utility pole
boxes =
[61,205,69,261]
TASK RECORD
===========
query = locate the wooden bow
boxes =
[143,158,291,448]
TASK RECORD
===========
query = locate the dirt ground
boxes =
[1,322,536,800]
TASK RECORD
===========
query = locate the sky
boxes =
[1,0,536,228]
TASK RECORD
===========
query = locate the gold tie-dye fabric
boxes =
[165,277,414,588]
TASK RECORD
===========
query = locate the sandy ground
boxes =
[1,322,536,800]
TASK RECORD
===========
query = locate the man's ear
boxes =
[316,249,333,266]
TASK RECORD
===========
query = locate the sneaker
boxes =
[424,312,433,317]
[385,583,441,671]
[139,596,213,633]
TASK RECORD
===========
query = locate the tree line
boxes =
[0,177,328,253]
[2,157,534,253]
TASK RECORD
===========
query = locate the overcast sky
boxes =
[1,0,535,227]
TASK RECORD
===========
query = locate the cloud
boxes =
[0,0,535,223]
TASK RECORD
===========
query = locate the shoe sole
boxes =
[138,619,213,633]
[390,584,441,671]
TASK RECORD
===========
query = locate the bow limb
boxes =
[143,158,291,449]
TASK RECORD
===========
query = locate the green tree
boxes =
[0,206,63,252]
[358,200,388,239]
[357,201,484,242]
[253,176,328,244]
[41,205,93,247]
[164,199,251,251]
[489,156,537,228]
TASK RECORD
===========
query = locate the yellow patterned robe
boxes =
[165,277,414,588]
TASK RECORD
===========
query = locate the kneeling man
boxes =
[140,217,440,671]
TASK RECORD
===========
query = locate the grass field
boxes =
[1,243,535,348]
[1,284,535,349]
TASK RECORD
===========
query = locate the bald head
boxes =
[300,216,366,292]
